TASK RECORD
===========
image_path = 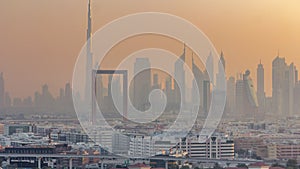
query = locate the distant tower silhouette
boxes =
[257,60,265,116]
[272,56,287,117]
[85,0,94,123]
[216,51,226,90]
[174,43,186,109]
[235,70,258,120]
[206,51,214,84]
[133,58,151,111]
[192,53,204,111]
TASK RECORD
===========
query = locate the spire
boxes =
[180,42,186,62]
[219,51,225,71]
[192,52,195,70]
[86,0,93,70]
[220,50,224,57]
[87,0,92,45]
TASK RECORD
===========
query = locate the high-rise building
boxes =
[294,82,300,115]
[203,80,211,114]
[85,0,93,112]
[111,75,122,113]
[206,51,214,84]
[235,70,258,120]
[216,51,226,90]
[272,56,297,118]
[4,92,11,107]
[152,73,160,89]
[284,63,296,116]
[164,75,176,112]
[64,82,74,113]
[96,75,104,108]
[65,83,72,100]
[0,73,4,109]
[226,76,235,116]
[272,56,287,117]
[40,84,55,112]
[59,88,64,100]
[192,54,204,110]
[133,58,151,111]
[174,44,186,110]
[257,61,265,116]
[103,75,114,114]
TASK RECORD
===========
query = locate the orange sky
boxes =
[0,0,300,98]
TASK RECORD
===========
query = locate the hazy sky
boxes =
[0,0,300,98]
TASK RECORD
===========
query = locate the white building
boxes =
[175,134,234,159]
[128,136,176,157]
[128,133,235,159]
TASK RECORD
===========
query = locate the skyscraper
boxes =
[103,75,114,113]
[111,75,122,114]
[64,83,73,112]
[206,51,214,84]
[164,75,174,112]
[133,58,151,111]
[85,0,93,107]
[235,70,258,120]
[203,80,211,114]
[152,73,160,89]
[192,54,204,111]
[216,51,226,90]
[96,75,104,108]
[257,61,265,115]
[272,56,287,117]
[174,44,186,109]
[294,82,300,115]
[0,73,4,108]
[285,63,296,116]
[4,92,11,108]
[226,76,235,116]
[65,83,72,100]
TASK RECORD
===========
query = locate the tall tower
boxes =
[287,63,296,116]
[257,60,265,115]
[235,70,258,120]
[174,44,186,110]
[85,0,93,105]
[192,54,204,111]
[85,0,94,123]
[226,76,235,116]
[272,56,287,117]
[133,58,151,111]
[216,51,226,90]
[219,51,226,71]
[206,51,214,84]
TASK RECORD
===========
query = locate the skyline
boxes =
[1,0,300,98]
[1,1,300,167]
